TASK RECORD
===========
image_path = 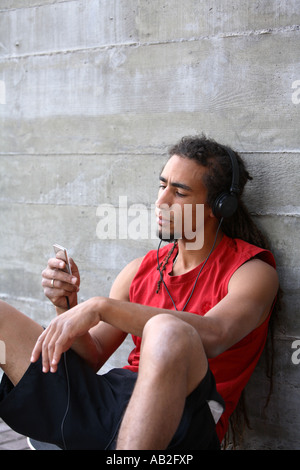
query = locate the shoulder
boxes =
[109,244,174,302]
[229,257,278,290]
[215,236,278,306]
[224,235,278,289]
[109,256,145,301]
[219,236,277,281]
[228,257,279,325]
[123,256,145,279]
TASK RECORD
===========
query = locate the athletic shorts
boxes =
[0,349,224,450]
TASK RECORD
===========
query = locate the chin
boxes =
[157,228,177,243]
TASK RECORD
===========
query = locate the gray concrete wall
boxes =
[0,0,299,449]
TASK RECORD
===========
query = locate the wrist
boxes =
[89,296,108,323]
[55,297,75,315]
[56,306,67,315]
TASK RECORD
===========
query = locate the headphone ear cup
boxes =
[213,192,238,219]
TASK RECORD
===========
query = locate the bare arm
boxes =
[34,257,278,371]
[85,257,144,370]
[39,255,144,372]
[89,258,279,358]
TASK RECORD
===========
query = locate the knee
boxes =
[0,299,12,314]
[0,300,9,329]
[0,299,7,321]
[142,314,201,366]
[0,300,20,325]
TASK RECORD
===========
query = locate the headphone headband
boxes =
[212,146,240,219]
[222,146,240,195]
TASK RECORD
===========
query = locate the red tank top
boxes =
[124,235,276,442]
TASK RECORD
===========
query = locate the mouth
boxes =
[157,216,171,227]
[156,212,174,227]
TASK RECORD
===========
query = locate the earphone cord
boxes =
[156,217,224,312]
[61,221,223,449]
[60,296,71,450]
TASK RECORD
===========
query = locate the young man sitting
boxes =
[0,136,278,450]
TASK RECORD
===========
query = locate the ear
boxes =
[207,205,215,219]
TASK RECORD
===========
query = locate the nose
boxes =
[155,186,171,209]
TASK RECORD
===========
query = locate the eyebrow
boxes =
[159,175,192,191]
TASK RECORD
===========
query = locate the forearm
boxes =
[70,333,102,372]
[99,297,152,337]
[31,295,218,374]
[95,272,276,361]
[55,302,100,370]
[53,298,127,371]
[65,298,107,371]
[97,296,219,356]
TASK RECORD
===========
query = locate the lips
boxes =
[157,216,171,226]
[156,211,173,226]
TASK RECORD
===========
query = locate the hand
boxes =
[42,256,80,311]
[31,298,101,373]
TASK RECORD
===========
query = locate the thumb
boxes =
[69,258,80,280]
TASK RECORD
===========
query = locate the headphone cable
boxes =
[156,218,223,312]
[60,296,71,450]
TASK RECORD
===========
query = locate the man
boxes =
[0,136,278,450]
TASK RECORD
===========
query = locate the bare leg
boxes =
[0,300,43,386]
[116,314,208,450]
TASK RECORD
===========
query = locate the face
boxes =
[155,154,212,247]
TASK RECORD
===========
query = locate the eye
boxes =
[176,191,186,198]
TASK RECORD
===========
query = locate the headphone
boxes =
[212,146,240,219]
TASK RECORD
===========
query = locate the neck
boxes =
[172,221,223,275]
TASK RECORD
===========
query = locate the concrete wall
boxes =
[0,0,299,449]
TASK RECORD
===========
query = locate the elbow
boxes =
[84,348,103,373]
[194,315,230,358]
[204,342,224,359]
[201,328,228,359]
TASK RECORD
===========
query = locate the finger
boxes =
[50,338,66,373]
[46,337,58,373]
[42,277,79,294]
[42,267,78,289]
[50,329,74,373]
[47,257,66,270]
[43,265,77,283]
[31,322,59,373]
[41,337,51,373]
[54,252,73,276]
[40,324,62,373]
[37,327,54,373]
[69,258,80,278]
[31,329,47,364]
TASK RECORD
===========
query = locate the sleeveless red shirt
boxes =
[124,235,276,442]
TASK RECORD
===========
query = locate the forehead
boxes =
[161,154,207,190]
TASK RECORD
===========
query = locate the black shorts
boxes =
[0,350,223,450]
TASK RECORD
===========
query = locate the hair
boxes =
[163,134,281,448]
[168,134,270,248]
